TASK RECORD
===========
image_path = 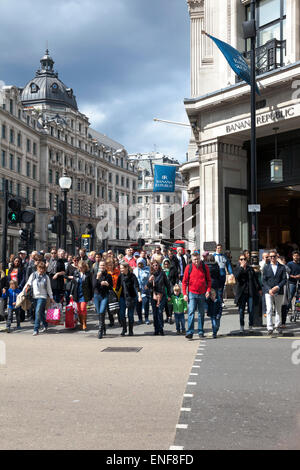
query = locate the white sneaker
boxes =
[40,327,48,333]
[32,331,38,336]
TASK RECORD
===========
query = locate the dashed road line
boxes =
[176,424,188,429]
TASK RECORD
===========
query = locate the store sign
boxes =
[225,104,299,135]
[153,165,176,193]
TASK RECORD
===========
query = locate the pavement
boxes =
[0,301,299,450]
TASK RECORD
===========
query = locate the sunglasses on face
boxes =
[270,255,277,258]
[240,258,246,261]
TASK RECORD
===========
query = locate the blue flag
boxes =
[205,32,260,95]
[153,165,176,193]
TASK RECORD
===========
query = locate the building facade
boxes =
[181,0,300,259]
[128,152,187,244]
[0,51,138,255]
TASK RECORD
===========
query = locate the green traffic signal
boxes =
[8,211,19,224]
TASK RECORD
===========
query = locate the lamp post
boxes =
[59,171,72,252]
[243,0,262,326]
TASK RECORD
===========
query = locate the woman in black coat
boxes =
[7,257,25,290]
[116,263,141,336]
[146,261,172,336]
[92,261,113,339]
[234,254,261,333]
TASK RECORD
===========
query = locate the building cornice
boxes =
[184,62,300,114]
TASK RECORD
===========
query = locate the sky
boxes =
[0,0,192,162]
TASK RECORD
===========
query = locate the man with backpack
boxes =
[182,253,211,339]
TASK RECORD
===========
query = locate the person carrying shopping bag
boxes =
[22,261,54,336]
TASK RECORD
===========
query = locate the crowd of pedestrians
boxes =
[0,243,299,338]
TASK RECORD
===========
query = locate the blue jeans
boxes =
[119,296,136,323]
[174,312,185,332]
[151,296,166,334]
[288,283,297,310]
[94,294,108,321]
[187,293,206,335]
[210,316,221,336]
[33,298,48,332]
[238,294,253,327]
[136,295,150,322]
[218,276,226,304]
[7,308,21,328]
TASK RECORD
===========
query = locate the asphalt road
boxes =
[0,303,299,450]
[173,336,300,450]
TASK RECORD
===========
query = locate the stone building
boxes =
[181,0,300,259]
[0,50,138,254]
[128,152,187,245]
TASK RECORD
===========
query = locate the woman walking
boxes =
[147,261,172,336]
[116,262,141,336]
[7,257,25,291]
[70,261,93,331]
[134,257,151,325]
[23,261,54,336]
[234,254,261,334]
[93,260,113,339]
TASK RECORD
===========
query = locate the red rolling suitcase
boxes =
[65,298,78,329]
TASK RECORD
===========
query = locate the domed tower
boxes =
[21,50,78,111]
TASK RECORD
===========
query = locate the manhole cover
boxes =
[101,347,143,353]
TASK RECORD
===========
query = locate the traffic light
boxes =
[19,228,29,241]
[48,215,61,234]
[18,228,29,251]
[8,198,21,224]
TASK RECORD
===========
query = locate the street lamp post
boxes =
[243,0,262,326]
[250,0,259,266]
[59,171,72,252]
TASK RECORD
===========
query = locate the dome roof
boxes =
[21,50,78,111]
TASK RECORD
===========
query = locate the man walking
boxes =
[262,250,287,335]
[213,244,233,306]
[182,253,211,339]
[287,250,300,311]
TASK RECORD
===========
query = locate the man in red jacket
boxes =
[182,253,211,339]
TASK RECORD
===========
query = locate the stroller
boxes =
[289,280,300,323]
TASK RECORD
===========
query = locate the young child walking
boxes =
[171,284,187,335]
[2,280,21,332]
[206,288,222,338]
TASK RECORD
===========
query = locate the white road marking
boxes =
[187,382,197,385]
[190,373,198,376]
[181,408,191,412]
[176,424,188,429]
[184,394,194,397]
[170,446,184,450]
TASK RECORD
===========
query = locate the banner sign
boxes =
[153,165,176,193]
[204,32,260,95]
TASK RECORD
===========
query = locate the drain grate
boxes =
[101,347,143,353]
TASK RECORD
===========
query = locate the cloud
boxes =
[0,0,191,161]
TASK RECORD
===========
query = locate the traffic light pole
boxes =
[1,179,8,271]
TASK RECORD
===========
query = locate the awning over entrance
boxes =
[156,197,199,241]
